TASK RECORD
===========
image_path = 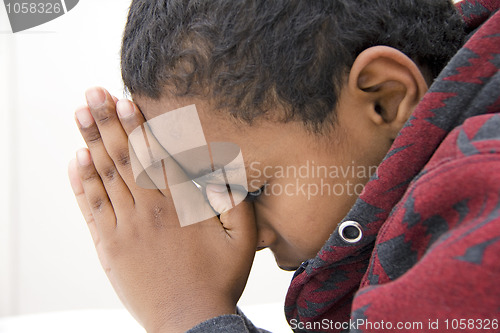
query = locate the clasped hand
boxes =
[68,87,257,332]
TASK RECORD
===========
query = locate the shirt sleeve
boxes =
[187,308,272,333]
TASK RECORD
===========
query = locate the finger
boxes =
[85,88,141,191]
[206,184,257,247]
[76,148,117,235]
[75,104,134,209]
[68,158,101,246]
[75,105,134,209]
[116,99,145,135]
[117,100,177,197]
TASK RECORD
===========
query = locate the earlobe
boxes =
[348,46,428,137]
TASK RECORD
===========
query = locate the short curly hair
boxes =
[121,0,465,130]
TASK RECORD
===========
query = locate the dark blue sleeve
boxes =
[187,308,272,333]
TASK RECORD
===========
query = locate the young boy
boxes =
[68,0,499,332]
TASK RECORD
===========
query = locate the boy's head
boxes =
[120,0,465,270]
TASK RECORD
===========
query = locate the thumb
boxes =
[206,184,257,244]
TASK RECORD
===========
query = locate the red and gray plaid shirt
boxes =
[285,1,500,332]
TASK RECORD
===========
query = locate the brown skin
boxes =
[68,46,427,332]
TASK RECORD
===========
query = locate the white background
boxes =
[0,0,293,330]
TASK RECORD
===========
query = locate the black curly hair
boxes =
[121,0,465,130]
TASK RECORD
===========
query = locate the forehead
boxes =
[132,95,258,180]
[133,94,279,146]
[131,94,336,171]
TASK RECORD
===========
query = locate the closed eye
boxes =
[193,180,265,203]
[245,185,265,202]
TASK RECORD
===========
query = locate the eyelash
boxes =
[245,185,265,202]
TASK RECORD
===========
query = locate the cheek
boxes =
[260,180,355,260]
[285,203,337,255]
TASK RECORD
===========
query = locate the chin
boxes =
[278,265,300,271]
[271,248,312,271]
[274,255,301,271]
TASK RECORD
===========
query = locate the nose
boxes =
[255,224,276,251]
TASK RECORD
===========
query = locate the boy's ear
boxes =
[347,46,428,138]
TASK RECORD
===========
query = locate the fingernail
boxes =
[117,100,134,118]
[206,184,228,193]
[85,88,106,108]
[75,107,94,128]
[206,184,232,214]
[77,149,91,166]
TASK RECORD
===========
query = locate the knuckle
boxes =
[81,169,99,183]
[114,148,131,168]
[150,204,166,229]
[84,211,95,225]
[94,108,116,125]
[90,196,107,212]
[101,166,118,182]
[85,130,103,146]
[97,114,112,125]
